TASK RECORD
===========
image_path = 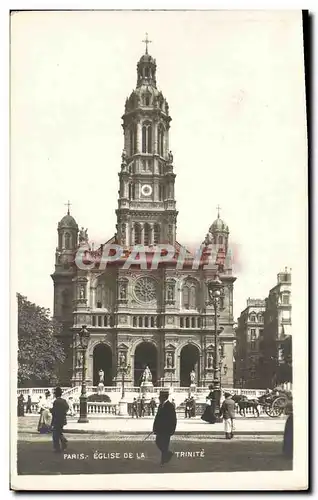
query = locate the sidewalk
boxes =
[19,415,286,436]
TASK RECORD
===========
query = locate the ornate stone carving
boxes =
[167,316,174,324]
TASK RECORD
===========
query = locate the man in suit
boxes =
[153,390,177,465]
[131,398,138,418]
[219,392,236,439]
[50,387,69,452]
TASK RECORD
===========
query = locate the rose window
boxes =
[134,277,157,303]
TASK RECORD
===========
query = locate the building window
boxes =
[64,232,71,249]
[145,96,150,106]
[104,316,108,327]
[133,317,137,327]
[282,294,289,305]
[158,125,164,156]
[185,317,190,328]
[182,280,198,310]
[134,224,142,245]
[142,123,152,153]
[144,223,150,246]
[180,317,184,328]
[151,316,155,328]
[250,341,256,350]
[98,316,102,327]
[251,329,256,339]
[250,315,256,322]
[130,125,137,156]
[97,301,102,309]
[258,313,263,322]
[153,224,160,244]
[92,316,96,326]
[138,317,143,328]
[145,317,149,328]
[191,317,196,328]
[218,236,223,245]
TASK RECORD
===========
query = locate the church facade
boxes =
[51,43,237,389]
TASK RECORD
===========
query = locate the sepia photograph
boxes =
[10,9,308,491]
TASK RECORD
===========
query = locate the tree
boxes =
[17,293,66,387]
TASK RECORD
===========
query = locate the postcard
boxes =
[10,9,308,491]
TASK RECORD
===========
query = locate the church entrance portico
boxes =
[93,343,113,386]
[180,344,200,387]
[134,342,158,386]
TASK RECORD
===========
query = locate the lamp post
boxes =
[78,325,90,424]
[207,273,224,422]
[118,358,130,415]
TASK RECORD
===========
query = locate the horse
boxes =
[232,394,260,417]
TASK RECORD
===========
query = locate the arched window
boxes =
[134,224,142,245]
[142,123,152,153]
[180,317,184,328]
[64,232,71,249]
[144,223,151,246]
[191,317,195,328]
[92,316,96,326]
[130,124,137,156]
[182,280,199,310]
[145,317,149,328]
[218,236,223,244]
[128,184,132,200]
[145,66,149,78]
[138,317,143,327]
[185,317,190,328]
[104,316,108,327]
[158,125,164,156]
[145,95,150,106]
[151,316,155,328]
[153,224,160,245]
[133,317,137,327]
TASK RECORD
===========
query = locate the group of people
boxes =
[37,387,70,452]
[131,396,157,417]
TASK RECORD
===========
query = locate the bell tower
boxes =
[116,35,178,248]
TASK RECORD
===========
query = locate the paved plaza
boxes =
[17,439,292,476]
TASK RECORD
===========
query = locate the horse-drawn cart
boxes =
[261,391,292,418]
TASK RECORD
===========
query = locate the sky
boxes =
[10,10,307,320]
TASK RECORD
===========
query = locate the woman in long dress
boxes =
[201,388,217,424]
[37,394,53,433]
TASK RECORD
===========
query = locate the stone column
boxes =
[137,122,142,153]
[154,121,158,154]
[149,223,154,245]
[140,223,144,246]
[131,223,135,245]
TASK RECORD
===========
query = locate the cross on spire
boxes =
[142,33,152,54]
[65,200,72,215]
[216,204,221,218]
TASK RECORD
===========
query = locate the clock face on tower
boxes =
[141,184,152,197]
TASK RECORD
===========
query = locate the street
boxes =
[17,438,292,475]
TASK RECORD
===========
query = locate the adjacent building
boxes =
[235,268,292,389]
[235,299,265,388]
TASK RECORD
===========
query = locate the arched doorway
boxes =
[134,342,157,386]
[180,344,200,387]
[93,343,113,386]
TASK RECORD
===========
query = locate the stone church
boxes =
[51,42,237,389]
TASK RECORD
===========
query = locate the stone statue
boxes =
[79,285,85,299]
[168,150,173,163]
[98,369,104,384]
[121,148,127,164]
[167,284,174,301]
[79,227,88,244]
[119,352,126,367]
[142,365,152,383]
[204,232,213,245]
[76,351,82,368]
[190,369,196,385]
[166,352,173,368]
[207,353,213,369]
[120,285,127,300]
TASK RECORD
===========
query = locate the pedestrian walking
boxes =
[131,398,138,418]
[219,392,236,439]
[37,394,53,434]
[140,395,146,417]
[17,394,25,417]
[50,386,69,452]
[67,396,75,417]
[26,395,32,414]
[153,390,177,466]
[184,397,191,418]
[149,397,157,416]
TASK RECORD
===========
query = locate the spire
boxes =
[142,32,152,55]
[64,200,72,215]
[216,204,221,219]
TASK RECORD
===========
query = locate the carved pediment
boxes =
[165,343,175,351]
[118,343,129,351]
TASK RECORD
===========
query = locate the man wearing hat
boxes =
[50,386,69,452]
[219,392,235,439]
[153,390,177,465]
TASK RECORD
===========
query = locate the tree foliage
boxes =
[17,293,66,386]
